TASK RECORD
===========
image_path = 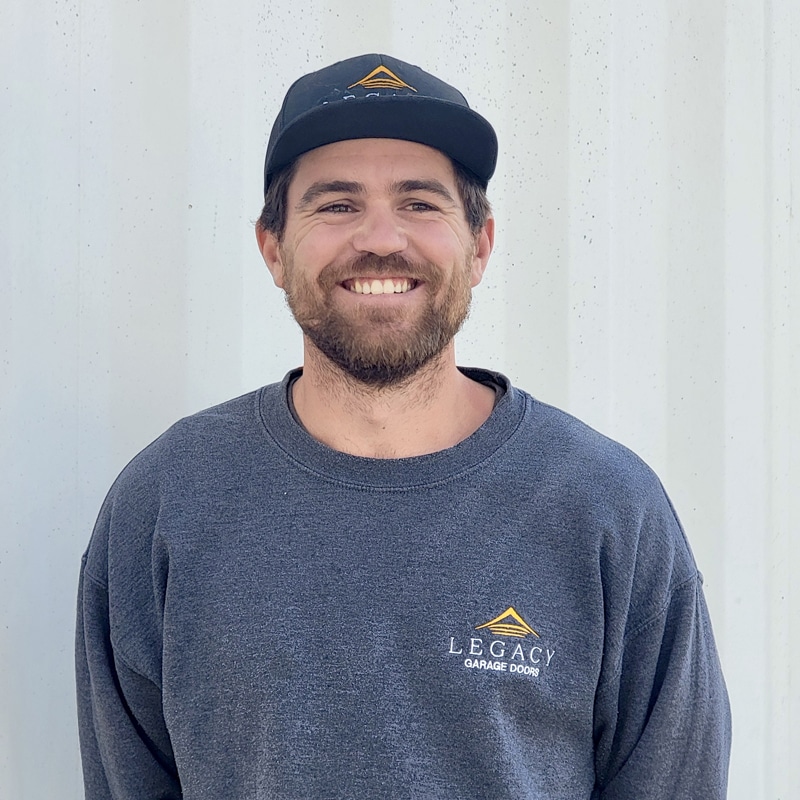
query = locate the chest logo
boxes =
[447,605,555,678]
[475,606,539,638]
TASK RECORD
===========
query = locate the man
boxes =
[76,54,731,799]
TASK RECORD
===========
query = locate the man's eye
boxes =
[407,201,436,212]
[320,202,353,213]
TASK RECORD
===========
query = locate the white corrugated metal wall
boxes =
[2,1,798,797]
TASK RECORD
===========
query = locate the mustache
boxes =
[318,253,441,289]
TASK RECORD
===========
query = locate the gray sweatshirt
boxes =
[76,369,730,799]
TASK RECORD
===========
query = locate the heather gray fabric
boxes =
[76,368,730,799]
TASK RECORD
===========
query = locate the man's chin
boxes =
[320,352,439,388]
[303,327,446,388]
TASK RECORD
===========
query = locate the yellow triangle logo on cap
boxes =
[348,65,417,92]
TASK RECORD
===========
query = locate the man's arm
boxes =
[76,503,182,799]
[593,572,731,798]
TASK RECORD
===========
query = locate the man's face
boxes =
[258,138,493,386]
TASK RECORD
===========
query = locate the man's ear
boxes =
[470,216,495,288]
[255,225,285,288]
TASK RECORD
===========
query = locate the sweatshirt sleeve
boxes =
[592,573,731,799]
[76,556,182,799]
[76,448,183,800]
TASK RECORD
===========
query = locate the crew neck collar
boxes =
[256,367,528,489]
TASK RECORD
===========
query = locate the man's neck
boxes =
[291,343,496,458]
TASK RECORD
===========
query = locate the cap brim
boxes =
[264,95,497,191]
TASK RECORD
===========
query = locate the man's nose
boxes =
[351,205,408,257]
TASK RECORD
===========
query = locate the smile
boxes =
[343,278,418,295]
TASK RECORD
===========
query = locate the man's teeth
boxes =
[350,278,413,295]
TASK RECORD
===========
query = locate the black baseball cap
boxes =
[263,53,498,194]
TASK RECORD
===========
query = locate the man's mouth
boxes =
[342,278,419,295]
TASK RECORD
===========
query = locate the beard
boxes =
[280,249,474,388]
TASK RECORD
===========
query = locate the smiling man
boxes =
[76,54,731,799]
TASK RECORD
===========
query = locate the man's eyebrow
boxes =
[390,179,456,204]
[296,181,364,209]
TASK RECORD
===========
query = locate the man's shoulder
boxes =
[84,383,287,576]
[512,390,659,495]
[109,380,287,491]
[511,388,698,591]
[146,387,263,454]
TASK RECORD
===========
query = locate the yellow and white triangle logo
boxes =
[475,607,539,639]
[348,65,417,92]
